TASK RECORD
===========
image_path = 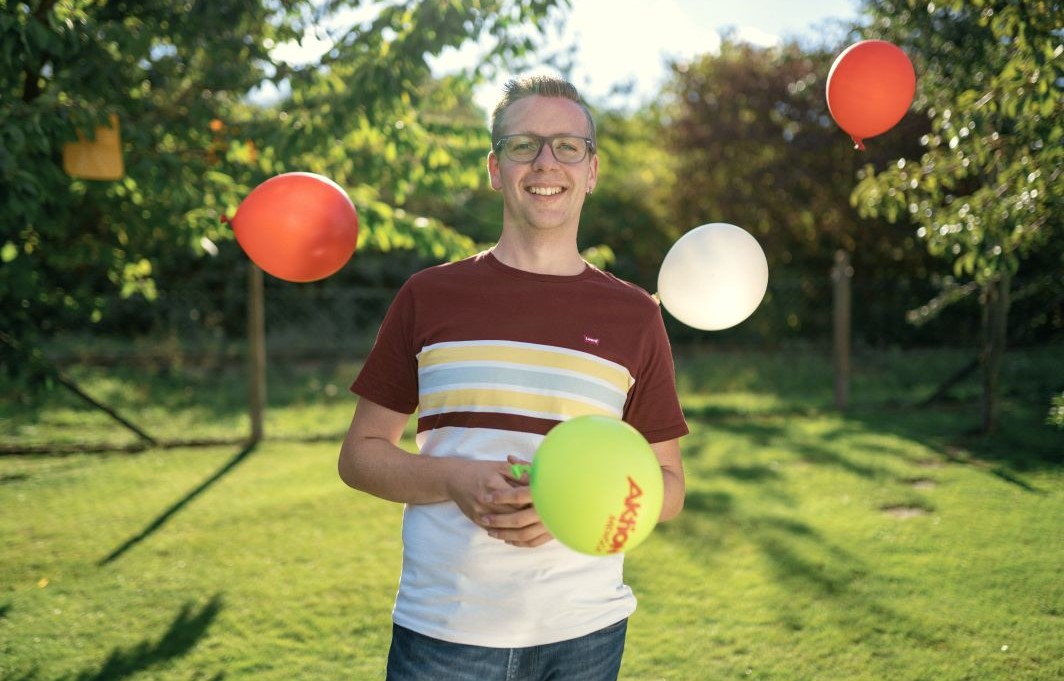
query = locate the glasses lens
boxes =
[502,135,541,162]
[550,136,589,163]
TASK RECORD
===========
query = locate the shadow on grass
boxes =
[0,472,31,484]
[99,444,257,565]
[988,467,1043,493]
[7,597,224,681]
[660,489,941,648]
[662,378,1064,647]
[844,399,1062,492]
[659,415,952,646]
[685,393,1062,486]
[69,595,224,681]
[681,413,902,481]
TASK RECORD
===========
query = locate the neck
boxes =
[492,230,586,276]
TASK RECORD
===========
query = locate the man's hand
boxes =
[444,458,526,528]
[477,455,553,548]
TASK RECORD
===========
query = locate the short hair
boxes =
[490,75,597,150]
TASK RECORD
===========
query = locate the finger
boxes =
[485,486,533,507]
[473,501,525,523]
[489,526,553,548]
[516,532,554,548]
[504,455,531,484]
[481,505,540,530]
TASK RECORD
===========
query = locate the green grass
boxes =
[1,346,1061,680]
[1,355,363,448]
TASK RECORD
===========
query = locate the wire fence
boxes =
[55,268,988,367]
[50,284,398,366]
[12,262,1043,455]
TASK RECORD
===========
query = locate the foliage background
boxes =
[1,1,1061,678]
[3,1,1061,373]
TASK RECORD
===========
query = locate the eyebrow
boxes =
[501,132,591,139]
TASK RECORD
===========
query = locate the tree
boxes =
[851,0,1062,431]
[576,102,678,293]
[0,0,566,385]
[660,35,933,345]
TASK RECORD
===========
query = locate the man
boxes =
[338,74,688,681]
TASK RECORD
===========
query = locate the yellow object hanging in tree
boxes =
[62,114,124,180]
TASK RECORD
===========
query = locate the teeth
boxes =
[528,186,563,196]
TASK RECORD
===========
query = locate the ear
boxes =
[487,152,503,190]
[586,153,599,193]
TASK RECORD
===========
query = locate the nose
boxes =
[530,142,560,169]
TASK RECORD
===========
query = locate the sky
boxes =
[262,0,861,111]
[433,0,861,110]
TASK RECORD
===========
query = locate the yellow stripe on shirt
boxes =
[418,341,633,394]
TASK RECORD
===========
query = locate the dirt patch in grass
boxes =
[881,504,930,519]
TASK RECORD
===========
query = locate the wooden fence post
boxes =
[981,272,1010,433]
[248,263,266,443]
[832,250,853,411]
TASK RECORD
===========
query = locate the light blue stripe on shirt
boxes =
[419,364,628,413]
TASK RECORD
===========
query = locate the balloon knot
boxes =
[852,137,866,151]
[219,214,230,224]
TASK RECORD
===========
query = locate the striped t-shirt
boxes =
[350,250,688,647]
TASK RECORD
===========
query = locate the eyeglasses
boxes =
[494,134,595,164]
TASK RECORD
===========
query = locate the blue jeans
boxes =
[385,618,628,681]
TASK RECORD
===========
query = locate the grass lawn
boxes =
[1,345,1061,680]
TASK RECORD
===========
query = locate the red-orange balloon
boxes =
[229,172,359,282]
[826,40,916,150]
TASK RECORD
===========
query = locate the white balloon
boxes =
[657,223,769,331]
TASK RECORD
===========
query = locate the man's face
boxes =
[488,95,599,235]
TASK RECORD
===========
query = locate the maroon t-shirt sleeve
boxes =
[622,305,689,444]
[350,281,420,414]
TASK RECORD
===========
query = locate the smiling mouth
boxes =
[527,186,565,196]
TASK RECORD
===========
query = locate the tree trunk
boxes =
[832,250,853,411]
[980,272,1010,433]
[248,263,267,443]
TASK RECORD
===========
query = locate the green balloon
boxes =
[522,415,664,556]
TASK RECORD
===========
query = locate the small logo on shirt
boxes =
[583,335,600,346]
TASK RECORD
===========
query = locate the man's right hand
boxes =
[445,459,531,531]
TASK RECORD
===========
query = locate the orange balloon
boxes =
[826,40,916,150]
[229,172,359,282]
